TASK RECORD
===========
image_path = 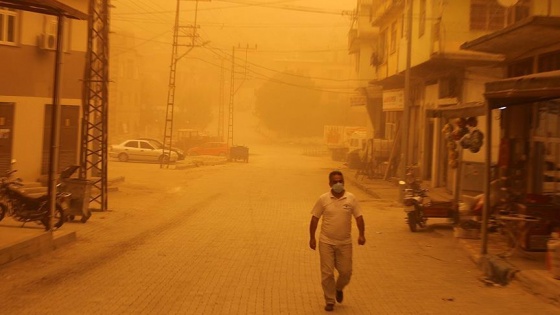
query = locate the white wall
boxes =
[19,6,87,52]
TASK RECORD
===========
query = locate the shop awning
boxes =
[461,16,560,56]
[485,70,560,108]
[0,0,88,19]
[370,51,504,89]
[426,101,487,119]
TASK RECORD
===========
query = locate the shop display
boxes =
[442,117,485,168]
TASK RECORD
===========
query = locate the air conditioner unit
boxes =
[39,33,57,50]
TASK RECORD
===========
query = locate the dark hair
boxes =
[329,170,344,181]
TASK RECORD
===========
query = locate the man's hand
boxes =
[309,216,319,250]
[358,235,366,245]
[356,216,365,245]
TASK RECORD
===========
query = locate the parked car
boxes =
[187,142,229,156]
[138,138,185,160]
[110,139,178,163]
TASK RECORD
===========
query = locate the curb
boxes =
[516,270,560,305]
[0,230,76,268]
[53,230,77,249]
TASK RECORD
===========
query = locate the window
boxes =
[379,29,387,63]
[508,57,533,77]
[508,0,531,25]
[140,141,153,149]
[533,100,560,193]
[538,51,560,73]
[124,141,138,148]
[401,13,405,38]
[470,0,504,31]
[385,111,400,140]
[439,76,460,98]
[390,21,397,54]
[0,7,17,45]
[354,50,360,73]
[470,0,530,31]
[419,0,426,37]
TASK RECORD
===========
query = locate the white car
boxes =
[110,139,178,163]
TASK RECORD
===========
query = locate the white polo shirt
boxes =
[311,191,363,245]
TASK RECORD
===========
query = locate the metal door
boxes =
[41,105,79,174]
[0,103,14,175]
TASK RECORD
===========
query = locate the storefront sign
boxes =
[349,95,367,106]
[382,89,404,111]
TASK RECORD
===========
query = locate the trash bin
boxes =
[61,178,92,223]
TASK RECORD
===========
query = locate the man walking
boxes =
[309,170,366,312]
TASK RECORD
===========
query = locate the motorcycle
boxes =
[0,168,71,231]
[403,187,458,232]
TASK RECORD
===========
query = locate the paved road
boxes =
[0,144,558,314]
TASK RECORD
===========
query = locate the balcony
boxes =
[371,0,404,27]
[348,27,377,54]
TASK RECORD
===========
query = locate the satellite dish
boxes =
[497,0,519,7]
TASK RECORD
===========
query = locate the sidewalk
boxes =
[345,170,560,306]
[0,155,228,268]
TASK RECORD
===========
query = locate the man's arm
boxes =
[309,216,319,250]
[356,215,366,245]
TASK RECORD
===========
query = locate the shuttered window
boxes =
[0,7,17,45]
[470,0,530,31]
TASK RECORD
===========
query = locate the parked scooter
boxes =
[403,187,429,232]
[403,187,458,232]
[402,166,458,232]
[0,163,72,230]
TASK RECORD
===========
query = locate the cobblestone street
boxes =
[0,144,558,314]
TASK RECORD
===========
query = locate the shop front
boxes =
[482,71,560,253]
[459,15,560,255]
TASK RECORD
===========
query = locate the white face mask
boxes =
[332,182,344,194]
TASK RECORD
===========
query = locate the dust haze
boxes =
[110,0,359,146]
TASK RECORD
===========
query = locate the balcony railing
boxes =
[372,0,404,26]
[348,26,377,54]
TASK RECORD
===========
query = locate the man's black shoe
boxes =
[336,290,343,303]
[324,304,334,312]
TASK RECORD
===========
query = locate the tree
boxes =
[255,72,322,137]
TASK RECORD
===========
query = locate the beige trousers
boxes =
[318,241,353,304]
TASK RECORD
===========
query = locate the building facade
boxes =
[350,0,560,196]
[0,1,88,181]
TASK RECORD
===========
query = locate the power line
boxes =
[112,0,352,16]
[183,55,359,94]
[203,45,360,82]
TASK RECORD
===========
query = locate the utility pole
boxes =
[218,59,225,141]
[227,44,256,149]
[400,0,413,179]
[81,0,110,212]
[161,0,210,168]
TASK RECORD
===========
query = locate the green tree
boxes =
[255,72,322,137]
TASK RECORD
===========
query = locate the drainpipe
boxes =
[48,14,64,232]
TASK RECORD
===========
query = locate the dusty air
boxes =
[1,0,560,314]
